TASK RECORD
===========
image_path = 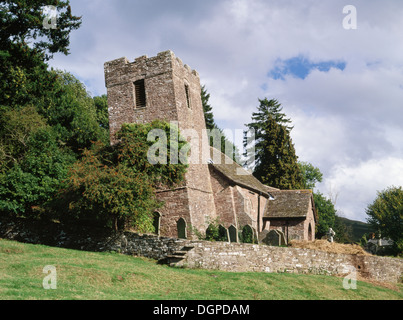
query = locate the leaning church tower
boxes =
[104,50,217,238]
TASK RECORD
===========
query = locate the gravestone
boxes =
[228,225,238,243]
[261,230,287,246]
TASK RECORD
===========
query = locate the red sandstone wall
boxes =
[105,51,217,238]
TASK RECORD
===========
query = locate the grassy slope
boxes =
[0,239,401,300]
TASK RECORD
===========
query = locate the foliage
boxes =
[201,85,241,163]
[93,94,109,130]
[205,218,228,242]
[201,85,215,131]
[0,105,46,169]
[0,70,108,218]
[51,121,188,232]
[313,192,337,238]
[37,70,109,151]
[239,225,257,244]
[244,98,303,189]
[0,44,58,109]
[313,192,354,242]
[299,161,323,190]
[0,1,103,219]
[117,121,188,187]
[333,215,353,243]
[0,0,82,60]
[366,186,403,255]
[0,0,81,108]
[53,144,158,232]
[0,127,75,217]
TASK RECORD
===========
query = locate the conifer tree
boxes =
[201,85,241,162]
[244,98,303,189]
[201,85,215,131]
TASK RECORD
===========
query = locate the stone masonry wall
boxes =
[0,217,185,261]
[178,241,403,283]
[104,50,217,237]
[1,217,401,283]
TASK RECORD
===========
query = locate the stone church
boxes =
[104,50,316,243]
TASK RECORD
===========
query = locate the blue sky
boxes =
[269,56,346,80]
[49,0,403,222]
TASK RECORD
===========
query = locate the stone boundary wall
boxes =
[0,218,401,283]
[177,241,403,283]
[0,218,185,260]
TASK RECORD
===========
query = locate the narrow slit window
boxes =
[134,79,146,108]
[185,84,191,108]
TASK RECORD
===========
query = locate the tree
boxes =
[313,192,337,238]
[244,98,303,189]
[0,105,46,169]
[0,1,81,108]
[0,126,75,217]
[38,70,109,151]
[366,186,403,255]
[201,85,215,131]
[93,94,109,131]
[0,0,82,60]
[201,85,241,163]
[246,98,293,134]
[51,121,189,232]
[299,161,323,190]
[0,70,109,218]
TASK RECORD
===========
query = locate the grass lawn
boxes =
[0,239,402,300]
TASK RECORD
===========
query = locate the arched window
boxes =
[177,218,187,239]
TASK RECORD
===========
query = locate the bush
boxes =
[50,121,188,232]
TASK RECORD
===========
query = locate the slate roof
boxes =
[263,190,317,221]
[208,147,271,197]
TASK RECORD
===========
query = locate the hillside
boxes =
[0,239,401,301]
[339,217,373,242]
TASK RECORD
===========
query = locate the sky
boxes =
[49,0,403,223]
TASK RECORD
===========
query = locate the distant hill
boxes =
[339,217,373,242]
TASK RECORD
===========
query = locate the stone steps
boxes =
[160,245,194,267]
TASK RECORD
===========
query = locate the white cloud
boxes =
[321,157,403,221]
[47,0,403,222]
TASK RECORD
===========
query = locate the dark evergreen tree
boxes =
[0,1,82,108]
[201,85,215,131]
[0,0,82,60]
[201,85,241,163]
[244,98,303,189]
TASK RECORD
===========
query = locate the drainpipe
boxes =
[257,193,261,232]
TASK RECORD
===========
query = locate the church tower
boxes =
[104,50,217,238]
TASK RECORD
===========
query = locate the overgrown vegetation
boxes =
[0,1,188,233]
[49,121,188,232]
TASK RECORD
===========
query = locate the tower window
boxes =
[185,84,191,108]
[134,79,146,108]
